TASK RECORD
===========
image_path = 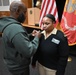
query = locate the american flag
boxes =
[39,0,59,29]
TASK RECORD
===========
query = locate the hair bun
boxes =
[45,14,56,23]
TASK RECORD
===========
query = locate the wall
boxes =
[0,0,32,24]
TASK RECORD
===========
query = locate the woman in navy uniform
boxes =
[31,14,69,75]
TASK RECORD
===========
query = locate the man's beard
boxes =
[17,13,25,23]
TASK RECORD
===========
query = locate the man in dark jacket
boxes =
[0,1,41,75]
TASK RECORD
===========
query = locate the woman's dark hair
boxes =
[45,14,56,23]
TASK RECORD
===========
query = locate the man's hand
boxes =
[32,30,41,38]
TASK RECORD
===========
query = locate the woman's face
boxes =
[42,17,54,32]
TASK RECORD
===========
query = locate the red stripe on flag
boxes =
[40,0,46,17]
[40,0,50,27]
[54,8,57,17]
[48,0,54,14]
[39,0,59,28]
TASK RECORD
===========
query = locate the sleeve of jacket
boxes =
[31,48,39,66]
[12,32,39,58]
[56,36,69,75]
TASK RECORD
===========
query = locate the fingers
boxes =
[34,31,41,38]
[32,30,38,36]
[32,30,41,37]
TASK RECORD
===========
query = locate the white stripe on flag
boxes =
[39,0,58,27]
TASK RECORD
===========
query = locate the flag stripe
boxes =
[48,0,54,14]
[54,8,58,20]
[39,0,48,26]
[40,0,50,27]
[46,0,53,14]
[40,0,45,17]
[39,0,59,27]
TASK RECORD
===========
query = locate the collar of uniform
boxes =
[41,28,57,39]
